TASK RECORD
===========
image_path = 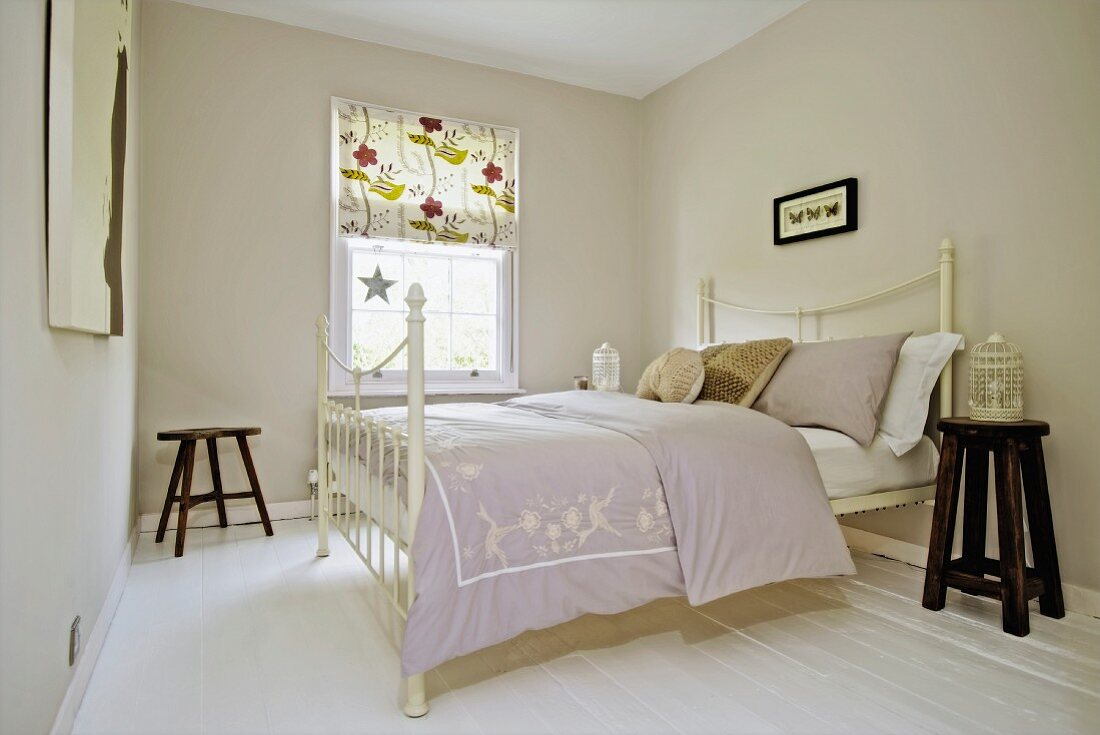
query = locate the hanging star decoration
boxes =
[358,266,398,303]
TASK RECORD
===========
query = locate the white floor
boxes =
[73,519,1100,735]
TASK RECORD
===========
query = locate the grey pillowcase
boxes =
[752,332,911,446]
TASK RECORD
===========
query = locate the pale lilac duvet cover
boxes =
[364,390,854,676]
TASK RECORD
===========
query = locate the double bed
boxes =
[313,238,957,717]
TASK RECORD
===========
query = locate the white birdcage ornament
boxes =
[592,342,621,392]
[968,333,1023,422]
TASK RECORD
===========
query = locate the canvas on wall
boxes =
[48,0,131,335]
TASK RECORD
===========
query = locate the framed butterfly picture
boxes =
[774,178,858,245]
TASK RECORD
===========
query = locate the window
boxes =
[329,238,517,395]
[329,98,519,396]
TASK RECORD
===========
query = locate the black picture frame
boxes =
[773,178,858,246]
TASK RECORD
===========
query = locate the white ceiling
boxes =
[174,0,806,98]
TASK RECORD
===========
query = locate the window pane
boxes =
[452,257,497,315]
[352,251,404,311]
[345,244,506,383]
[424,313,451,370]
[452,314,496,370]
[405,254,452,312]
[352,311,406,370]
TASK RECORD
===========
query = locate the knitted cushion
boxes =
[636,348,705,403]
[699,338,793,406]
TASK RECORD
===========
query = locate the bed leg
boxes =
[404,674,428,718]
[315,431,330,557]
[316,316,331,558]
[316,501,330,557]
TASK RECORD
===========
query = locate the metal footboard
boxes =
[315,283,428,717]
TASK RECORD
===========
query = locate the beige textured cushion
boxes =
[636,348,705,403]
[698,338,793,406]
[752,332,910,446]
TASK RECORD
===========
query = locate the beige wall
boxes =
[639,0,1100,592]
[137,1,641,515]
[0,0,141,731]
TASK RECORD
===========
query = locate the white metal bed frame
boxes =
[315,283,429,717]
[697,237,956,516]
[313,239,955,717]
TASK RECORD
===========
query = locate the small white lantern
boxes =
[592,342,621,392]
[968,333,1023,422]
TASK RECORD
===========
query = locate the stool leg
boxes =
[237,435,274,536]
[207,438,229,529]
[994,439,1029,636]
[175,441,197,558]
[923,434,963,611]
[1020,438,1065,619]
[960,447,989,575]
[156,443,187,543]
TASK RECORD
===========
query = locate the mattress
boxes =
[796,427,939,500]
[356,405,939,515]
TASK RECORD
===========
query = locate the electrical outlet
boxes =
[69,616,81,666]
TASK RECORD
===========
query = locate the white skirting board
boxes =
[841,525,1100,620]
[137,498,312,533]
[49,524,138,735]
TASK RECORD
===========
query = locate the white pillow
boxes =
[878,332,964,456]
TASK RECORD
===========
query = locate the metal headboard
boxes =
[696,238,956,422]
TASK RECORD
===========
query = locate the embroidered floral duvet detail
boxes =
[361,402,676,583]
[433,433,675,578]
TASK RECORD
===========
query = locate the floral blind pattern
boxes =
[335,99,518,248]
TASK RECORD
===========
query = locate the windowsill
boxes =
[329,386,527,399]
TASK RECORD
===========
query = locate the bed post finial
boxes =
[316,314,330,558]
[697,278,707,347]
[938,238,955,423]
[406,282,426,312]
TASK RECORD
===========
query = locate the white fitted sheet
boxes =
[796,427,939,500]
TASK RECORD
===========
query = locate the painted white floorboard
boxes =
[792,573,1100,699]
[689,590,978,734]
[855,554,1100,656]
[541,601,816,734]
[73,519,1100,735]
[683,607,924,734]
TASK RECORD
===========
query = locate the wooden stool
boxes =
[923,418,1064,635]
[155,427,273,556]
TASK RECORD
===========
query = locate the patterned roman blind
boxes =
[334,98,518,248]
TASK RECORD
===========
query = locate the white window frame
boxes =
[328,237,519,397]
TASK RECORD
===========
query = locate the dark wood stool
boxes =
[923,417,1064,635]
[155,427,273,556]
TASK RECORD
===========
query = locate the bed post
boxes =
[938,239,955,422]
[697,278,707,347]
[403,283,429,718]
[316,315,330,558]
